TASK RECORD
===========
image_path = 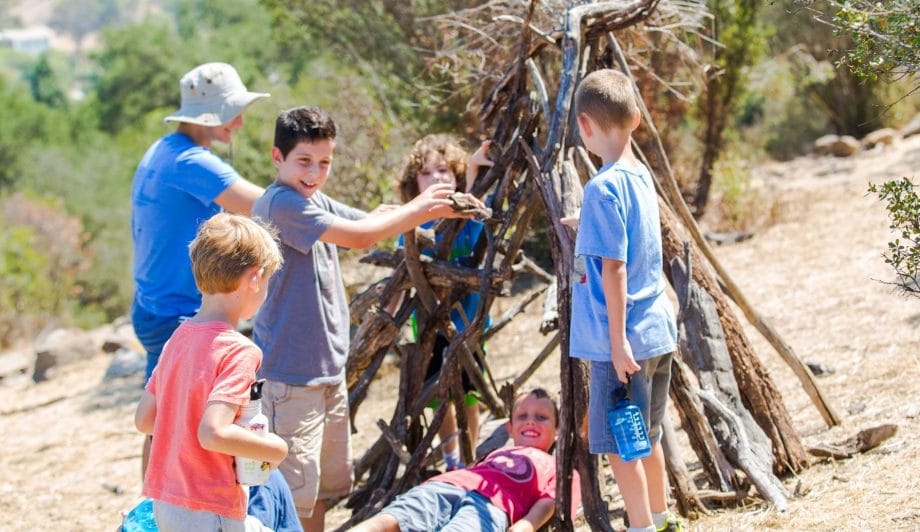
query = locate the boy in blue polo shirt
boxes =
[568,69,680,532]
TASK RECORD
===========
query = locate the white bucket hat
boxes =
[164,62,269,126]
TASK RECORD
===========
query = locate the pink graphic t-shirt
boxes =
[428,446,582,523]
[143,321,260,520]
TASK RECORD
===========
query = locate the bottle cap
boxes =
[610,373,632,404]
[250,379,266,400]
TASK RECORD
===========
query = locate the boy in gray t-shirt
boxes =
[253,106,481,532]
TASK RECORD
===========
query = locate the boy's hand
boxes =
[469,140,494,172]
[612,342,640,384]
[413,183,480,220]
[560,208,581,228]
[560,216,579,228]
[465,140,494,192]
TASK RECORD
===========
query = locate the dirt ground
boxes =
[0,135,917,531]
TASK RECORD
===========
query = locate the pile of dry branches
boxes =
[338,2,839,530]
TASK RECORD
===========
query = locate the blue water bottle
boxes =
[607,381,652,462]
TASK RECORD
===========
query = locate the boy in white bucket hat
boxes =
[130,62,270,479]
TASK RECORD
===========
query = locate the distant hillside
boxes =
[5,0,166,53]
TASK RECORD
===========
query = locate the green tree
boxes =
[27,55,67,108]
[0,76,53,187]
[261,0,484,129]
[824,0,919,92]
[91,21,187,133]
[693,0,765,216]
[746,1,893,160]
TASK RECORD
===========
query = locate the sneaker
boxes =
[656,514,683,532]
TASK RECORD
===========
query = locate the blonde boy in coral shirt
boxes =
[135,213,289,530]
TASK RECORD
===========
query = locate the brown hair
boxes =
[574,68,638,132]
[397,134,468,203]
[274,105,337,159]
[189,213,283,295]
[512,387,559,426]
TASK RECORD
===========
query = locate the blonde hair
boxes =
[189,213,283,295]
[574,69,638,132]
[397,134,468,203]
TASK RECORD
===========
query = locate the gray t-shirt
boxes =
[252,184,366,385]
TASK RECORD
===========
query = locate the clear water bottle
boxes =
[607,384,652,462]
[235,379,271,485]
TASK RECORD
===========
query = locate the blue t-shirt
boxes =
[253,184,366,385]
[131,132,240,318]
[398,219,490,334]
[569,161,676,361]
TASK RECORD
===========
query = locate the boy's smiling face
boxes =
[507,393,557,453]
[272,139,335,199]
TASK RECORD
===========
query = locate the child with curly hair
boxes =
[394,134,493,470]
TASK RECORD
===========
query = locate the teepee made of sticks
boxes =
[339,2,838,530]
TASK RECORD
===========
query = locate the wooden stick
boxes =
[376,419,412,465]
[511,331,561,389]
[481,282,548,342]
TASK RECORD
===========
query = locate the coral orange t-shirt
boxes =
[142,321,260,520]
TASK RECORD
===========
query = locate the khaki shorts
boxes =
[262,379,354,518]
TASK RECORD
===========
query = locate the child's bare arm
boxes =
[368,203,400,216]
[214,179,265,216]
[465,140,494,193]
[198,401,288,466]
[601,258,639,383]
[509,497,555,532]
[320,184,482,249]
[135,391,157,434]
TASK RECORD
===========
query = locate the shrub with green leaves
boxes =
[869,178,920,297]
[832,0,919,88]
[0,193,89,345]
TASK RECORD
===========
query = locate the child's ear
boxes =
[271,146,284,169]
[247,266,263,290]
[576,113,593,139]
[631,105,641,130]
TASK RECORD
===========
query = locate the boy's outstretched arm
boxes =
[320,183,483,249]
[602,258,640,383]
[198,401,289,466]
[509,497,555,532]
[135,391,157,434]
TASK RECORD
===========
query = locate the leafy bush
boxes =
[831,0,919,88]
[869,178,920,297]
[0,193,89,345]
[707,151,781,233]
[0,76,57,186]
